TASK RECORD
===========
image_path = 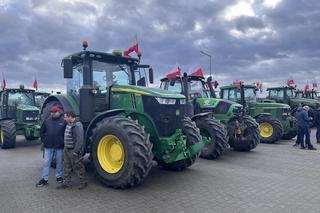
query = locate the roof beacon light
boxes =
[82,40,88,50]
[113,48,122,56]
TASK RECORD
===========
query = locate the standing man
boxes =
[57,111,87,190]
[293,106,303,147]
[314,107,320,144]
[296,106,316,150]
[36,106,65,187]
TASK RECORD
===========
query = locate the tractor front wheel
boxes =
[228,115,260,151]
[160,117,201,171]
[196,118,228,159]
[91,116,153,189]
[256,116,283,143]
[0,120,16,149]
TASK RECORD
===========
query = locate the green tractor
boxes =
[220,83,298,143]
[0,86,41,149]
[41,44,210,189]
[266,86,320,126]
[160,73,259,152]
[35,91,50,108]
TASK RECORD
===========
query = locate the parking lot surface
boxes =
[1,130,320,213]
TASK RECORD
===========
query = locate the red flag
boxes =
[124,43,142,57]
[2,79,6,91]
[312,82,318,89]
[33,79,38,90]
[191,68,204,77]
[166,67,181,80]
[304,84,310,93]
[232,81,241,86]
[287,79,295,86]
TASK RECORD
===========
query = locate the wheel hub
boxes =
[97,135,125,174]
[259,123,273,138]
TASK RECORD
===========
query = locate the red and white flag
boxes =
[166,67,181,80]
[124,34,142,58]
[33,79,38,90]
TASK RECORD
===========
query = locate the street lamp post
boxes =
[200,51,212,77]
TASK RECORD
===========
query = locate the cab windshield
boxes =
[67,60,131,95]
[189,80,209,98]
[8,91,34,106]
[244,88,256,102]
[287,89,294,98]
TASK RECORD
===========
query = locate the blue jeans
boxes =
[42,148,63,181]
[316,126,320,142]
[298,126,311,147]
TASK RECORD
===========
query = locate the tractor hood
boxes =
[16,104,40,111]
[249,102,290,109]
[111,85,185,99]
[289,98,320,109]
[196,98,242,108]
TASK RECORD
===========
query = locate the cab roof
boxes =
[220,84,256,89]
[266,86,295,91]
[63,50,140,66]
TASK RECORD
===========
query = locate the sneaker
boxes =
[36,178,48,187]
[78,183,88,190]
[56,184,71,189]
[56,177,63,183]
[293,143,299,147]
[308,146,317,150]
[300,145,306,149]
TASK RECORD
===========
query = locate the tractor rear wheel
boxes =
[196,118,228,159]
[256,116,283,143]
[160,117,201,171]
[228,115,260,151]
[91,116,153,189]
[0,120,16,149]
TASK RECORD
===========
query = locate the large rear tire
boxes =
[196,118,228,159]
[160,117,201,171]
[256,116,283,143]
[0,120,16,149]
[228,115,260,151]
[91,116,153,189]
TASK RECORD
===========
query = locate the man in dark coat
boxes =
[36,106,66,187]
[314,107,320,144]
[296,106,316,150]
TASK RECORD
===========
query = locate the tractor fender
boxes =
[85,109,126,144]
[84,109,160,151]
[253,113,272,119]
[191,112,212,121]
[41,95,77,115]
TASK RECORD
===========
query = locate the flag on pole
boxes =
[191,68,204,77]
[33,79,38,90]
[312,81,318,89]
[2,73,6,91]
[166,67,181,80]
[287,79,295,86]
[304,84,310,93]
[124,34,142,58]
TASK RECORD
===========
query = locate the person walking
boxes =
[36,106,66,187]
[296,106,316,150]
[314,107,320,144]
[293,106,303,147]
[57,111,87,190]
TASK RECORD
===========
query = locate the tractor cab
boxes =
[220,83,257,108]
[295,90,318,99]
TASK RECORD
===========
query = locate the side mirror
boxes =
[148,68,154,84]
[63,58,73,78]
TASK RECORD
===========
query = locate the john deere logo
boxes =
[204,100,211,106]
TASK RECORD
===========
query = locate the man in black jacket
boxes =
[36,106,66,187]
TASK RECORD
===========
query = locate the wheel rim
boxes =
[258,122,273,138]
[97,135,125,174]
[0,129,3,145]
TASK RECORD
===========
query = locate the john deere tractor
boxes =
[160,74,259,152]
[266,86,320,126]
[220,83,298,143]
[41,44,209,189]
[0,86,41,149]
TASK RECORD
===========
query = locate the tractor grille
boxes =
[23,110,39,122]
[142,96,186,137]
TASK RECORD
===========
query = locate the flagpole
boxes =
[200,51,212,77]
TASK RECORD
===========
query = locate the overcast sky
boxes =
[1,0,320,94]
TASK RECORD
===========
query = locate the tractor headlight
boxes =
[179,99,186,104]
[155,97,176,105]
